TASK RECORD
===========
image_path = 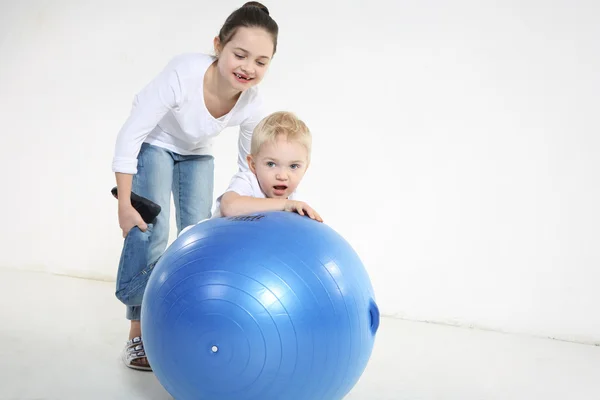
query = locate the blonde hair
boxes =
[250,111,312,159]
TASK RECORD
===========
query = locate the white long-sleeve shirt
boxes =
[111,53,266,174]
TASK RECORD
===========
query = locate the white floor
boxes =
[1,267,600,400]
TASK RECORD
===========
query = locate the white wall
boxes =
[1,0,598,344]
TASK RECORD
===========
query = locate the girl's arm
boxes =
[112,59,182,175]
[112,58,183,235]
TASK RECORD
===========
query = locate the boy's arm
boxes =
[220,192,323,222]
[219,191,287,217]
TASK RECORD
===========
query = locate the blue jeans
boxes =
[115,143,214,320]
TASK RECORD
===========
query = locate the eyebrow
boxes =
[234,47,271,60]
[264,158,304,164]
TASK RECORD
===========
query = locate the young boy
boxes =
[113,111,320,370]
[212,110,320,221]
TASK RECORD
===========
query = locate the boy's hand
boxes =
[284,200,323,222]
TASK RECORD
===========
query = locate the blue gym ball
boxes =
[141,211,380,400]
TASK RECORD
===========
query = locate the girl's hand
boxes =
[118,204,148,238]
[284,200,323,222]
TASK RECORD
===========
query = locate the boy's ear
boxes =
[247,154,256,174]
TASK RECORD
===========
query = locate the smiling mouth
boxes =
[234,73,252,81]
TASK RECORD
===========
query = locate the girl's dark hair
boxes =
[218,2,279,55]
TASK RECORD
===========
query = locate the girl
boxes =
[111,2,278,370]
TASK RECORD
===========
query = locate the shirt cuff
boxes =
[111,157,138,174]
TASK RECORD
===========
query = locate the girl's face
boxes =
[215,26,274,92]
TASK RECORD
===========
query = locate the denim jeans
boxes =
[115,143,214,320]
[115,224,156,309]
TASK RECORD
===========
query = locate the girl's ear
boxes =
[213,36,222,57]
[247,154,256,174]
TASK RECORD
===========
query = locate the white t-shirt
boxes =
[212,170,300,218]
[112,53,267,174]
[178,170,300,236]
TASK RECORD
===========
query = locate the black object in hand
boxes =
[111,186,161,224]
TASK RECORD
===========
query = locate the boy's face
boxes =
[248,135,309,199]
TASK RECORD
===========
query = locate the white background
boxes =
[1,0,598,344]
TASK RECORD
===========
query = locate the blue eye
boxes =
[290,164,300,170]
[266,161,276,167]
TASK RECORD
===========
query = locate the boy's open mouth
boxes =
[273,185,288,195]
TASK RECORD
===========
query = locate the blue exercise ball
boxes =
[141,211,380,400]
